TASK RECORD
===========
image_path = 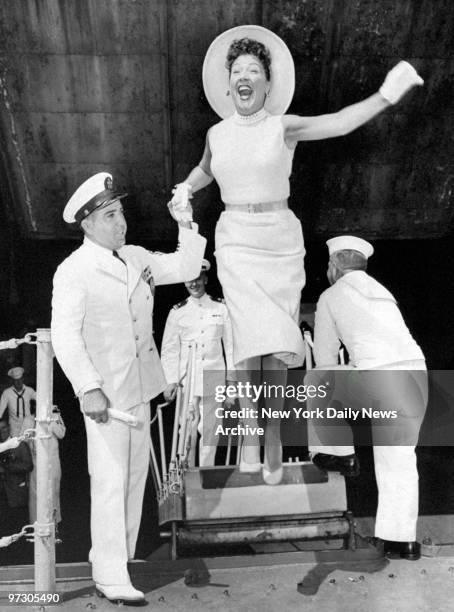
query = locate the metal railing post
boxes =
[34,328,55,592]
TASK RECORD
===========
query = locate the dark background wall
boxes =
[0,0,453,563]
[0,0,453,362]
[1,0,453,242]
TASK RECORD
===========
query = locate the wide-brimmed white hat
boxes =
[327,236,374,259]
[63,172,127,224]
[202,25,295,119]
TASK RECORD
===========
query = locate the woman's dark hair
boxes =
[226,38,271,80]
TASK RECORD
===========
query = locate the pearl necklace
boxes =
[232,108,269,125]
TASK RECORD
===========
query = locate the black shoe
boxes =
[383,540,421,561]
[312,453,360,477]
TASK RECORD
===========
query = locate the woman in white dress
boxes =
[169,25,423,484]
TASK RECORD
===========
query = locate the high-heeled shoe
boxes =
[262,442,283,485]
[262,464,283,485]
[239,460,262,473]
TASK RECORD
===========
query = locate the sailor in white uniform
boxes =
[0,367,36,437]
[310,235,427,560]
[161,259,235,466]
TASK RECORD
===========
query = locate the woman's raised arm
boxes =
[284,60,423,145]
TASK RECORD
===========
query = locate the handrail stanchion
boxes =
[149,428,162,493]
[170,386,182,465]
[225,434,232,465]
[178,343,196,461]
[157,404,167,481]
[236,435,243,465]
[34,328,55,593]
[182,343,197,464]
[304,331,313,371]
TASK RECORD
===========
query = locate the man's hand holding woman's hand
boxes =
[168,183,193,225]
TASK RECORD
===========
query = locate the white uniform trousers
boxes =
[373,445,419,541]
[198,395,219,466]
[308,364,427,541]
[186,395,218,467]
[84,402,150,586]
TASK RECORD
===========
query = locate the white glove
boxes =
[171,183,193,210]
[168,183,193,223]
[379,61,424,105]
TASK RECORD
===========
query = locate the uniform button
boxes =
[146,295,150,300]
[136,353,139,358]
[129,298,132,304]
[133,317,138,322]
[135,335,139,340]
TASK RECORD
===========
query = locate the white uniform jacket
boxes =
[161,293,234,396]
[51,227,206,411]
[314,270,425,368]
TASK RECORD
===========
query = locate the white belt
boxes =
[224,200,288,214]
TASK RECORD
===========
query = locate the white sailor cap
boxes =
[326,236,374,259]
[201,259,211,272]
[8,366,24,380]
[63,172,128,224]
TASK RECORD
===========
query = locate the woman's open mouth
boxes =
[237,85,253,100]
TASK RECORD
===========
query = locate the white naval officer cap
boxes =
[8,366,24,380]
[201,259,211,272]
[63,172,128,224]
[326,235,374,259]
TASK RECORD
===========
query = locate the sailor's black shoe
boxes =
[312,453,360,477]
[383,540,421,560]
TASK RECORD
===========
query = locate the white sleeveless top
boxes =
[208,109,294,205]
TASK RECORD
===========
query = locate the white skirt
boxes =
[215,209,306,367]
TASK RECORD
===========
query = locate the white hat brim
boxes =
[203,25,295,119]
[327,236,374,259]
[8,367,24,379]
